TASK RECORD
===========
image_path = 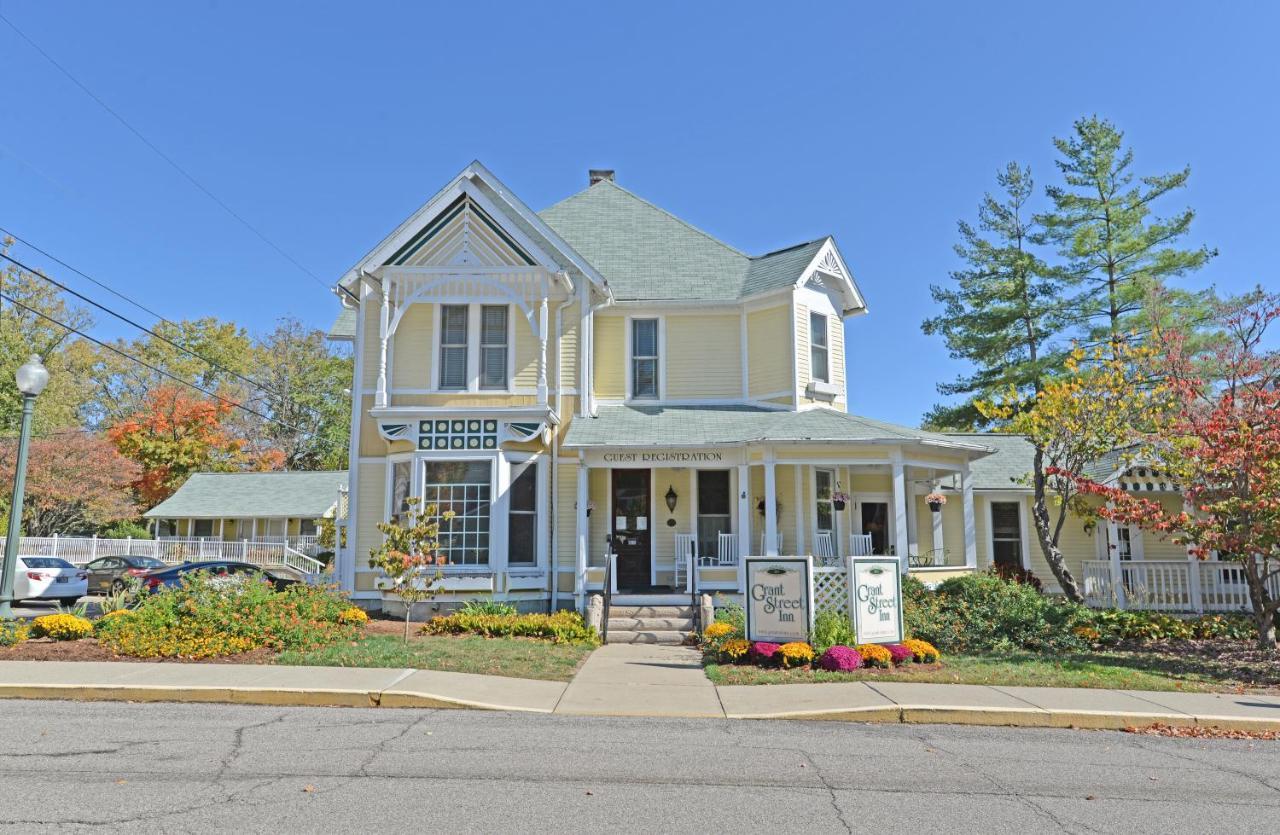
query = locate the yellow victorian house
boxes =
[329,162,1005,618]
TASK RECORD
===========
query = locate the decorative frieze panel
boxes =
[418,418,500,451]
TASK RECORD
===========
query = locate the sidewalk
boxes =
[2,647,1280,731]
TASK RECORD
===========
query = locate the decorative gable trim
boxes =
[796,238,866,315]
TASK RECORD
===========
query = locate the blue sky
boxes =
[2,2,1276,426]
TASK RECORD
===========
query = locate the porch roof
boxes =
[144,470,349,520]
[563,405,993,455]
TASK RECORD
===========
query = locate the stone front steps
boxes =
[606,604,696,645]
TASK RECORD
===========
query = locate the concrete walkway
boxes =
[2,648,1280,731]
[553,644,723,717]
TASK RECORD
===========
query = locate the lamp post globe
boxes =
[1,354,48,619]
[15,355,49,397]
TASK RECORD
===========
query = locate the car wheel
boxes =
[110,579,127,594]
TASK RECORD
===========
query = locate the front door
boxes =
[611,469,652,591]
[860,502,890,555]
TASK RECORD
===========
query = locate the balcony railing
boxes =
[0,535,325,575]
[1082,559,1277,613]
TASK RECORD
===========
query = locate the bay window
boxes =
[507,461,538,565]
[423,460,491,565]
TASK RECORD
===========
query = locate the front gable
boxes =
[797,237,866,315]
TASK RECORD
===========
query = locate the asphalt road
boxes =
[0,700,1276,833]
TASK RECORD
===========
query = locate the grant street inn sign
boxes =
[851,558,904,644]
[745,557,813,643]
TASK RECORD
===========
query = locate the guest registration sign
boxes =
[850,558,904,644]
[744,557,813,643]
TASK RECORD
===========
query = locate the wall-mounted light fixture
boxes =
[665,485,678,513]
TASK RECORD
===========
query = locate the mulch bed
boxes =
[0,638,275,665]
[1112,638,1280,690]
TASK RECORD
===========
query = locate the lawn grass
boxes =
[274,634,595,682]
[705,651,1228,692]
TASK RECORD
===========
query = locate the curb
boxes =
[729,705,1280,732]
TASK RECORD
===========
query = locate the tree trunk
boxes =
[1031,447,1084,603]
[403,602,412,643]
[1243,558,1278,650]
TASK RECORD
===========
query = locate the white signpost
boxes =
[744,557,813,643]
[850,557,904,644]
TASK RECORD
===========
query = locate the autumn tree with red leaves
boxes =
[0,432,139,536]
[1072,292,1280,647]
[108,385,283,506]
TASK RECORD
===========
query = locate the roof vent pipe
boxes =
[588,169,615,186]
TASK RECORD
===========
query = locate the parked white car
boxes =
[14,557,88,606]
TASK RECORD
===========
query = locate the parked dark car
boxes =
[140,560,299,593]
[83,555,169,594]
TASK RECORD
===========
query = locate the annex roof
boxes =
[144,471,349,519]
[564,405,991,455]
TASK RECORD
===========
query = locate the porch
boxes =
[1083,559,1279,613]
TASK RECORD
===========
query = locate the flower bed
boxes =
[420,611,599,645]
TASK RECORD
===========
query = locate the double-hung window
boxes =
[507,461,538,565]
[631,318,658,399]
[696,470,731,558]
[815,469,834,532]
[479,305,508,390]
[439,305,469,390]
[810,312,829,384]
[991,501,1022,568]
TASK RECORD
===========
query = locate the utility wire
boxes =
[0,11,358,304]
[0,249,331,424]
[0,290,305,433]
[0,224,172,324]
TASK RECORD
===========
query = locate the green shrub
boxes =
[0,620,30,647]
[909,573,1093,654]
[1189,613,1254,640]
[98,520,152,540]
[811,609,857,651]
[713,597,745,632]
[1082,610,1254,645]
[95,573,356,658]
[422,611,598,645]
[459,598,519,617]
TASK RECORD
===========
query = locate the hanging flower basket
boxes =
[925,492,947,513]
[832,490,850,512]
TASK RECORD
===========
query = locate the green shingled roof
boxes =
[144,471,348,519]
[946,433,1036,490]
[539,180,837,303]
[328,308,357,340]
[565,405,992,453]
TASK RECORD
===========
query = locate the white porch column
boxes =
[536,297,549,405]
[376,282,390,408]
[737,464,751,590]
[961,464,977,569]
[891,458,910,574]
[1184,497,1203,613]
[793,465,804,556]
[931,481,945,565]
[1106,503,1127,608]
[575,459,590,610]
[763,452,779,557]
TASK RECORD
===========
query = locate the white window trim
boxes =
[504,451,548,570]
[809,311,830,385]
[429,303,517,395]
[987,497,1030,571]
[624,315,665,402]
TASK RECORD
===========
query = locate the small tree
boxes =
[982,343,1165,601]
[368,497,454,641]
[0,432,139,536]
[1071,292,1280,647]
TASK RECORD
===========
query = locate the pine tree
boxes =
[922,163,1063,430]
[1039,116,1216,356]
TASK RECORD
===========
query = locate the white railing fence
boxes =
[0,534,325,575]
[1082,559,1276,614]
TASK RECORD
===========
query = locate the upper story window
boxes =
[479,305,508,390]
[439,305,469,390]
[631,318,659,399]
[810,312,829,384]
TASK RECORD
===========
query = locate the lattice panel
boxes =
[813,568,849,618]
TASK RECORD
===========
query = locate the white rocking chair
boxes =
[850,533,874,556]
[716,532,739,566]
[673,533,697,586]
[813,531,837,566]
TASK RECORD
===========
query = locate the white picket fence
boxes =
[1082,559,1278,613]
[0,535,325,575]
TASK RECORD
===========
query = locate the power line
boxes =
[0,11,358,304]
[0,290,305,433]
[0,224,173,325]
[0,249,331,424]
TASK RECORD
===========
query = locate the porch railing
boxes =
[1082,559,1275,613]
[0,534,325,575]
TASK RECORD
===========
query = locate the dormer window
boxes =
[439,305,469,390]
[631,318,659,399]
[810,311,829,384]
